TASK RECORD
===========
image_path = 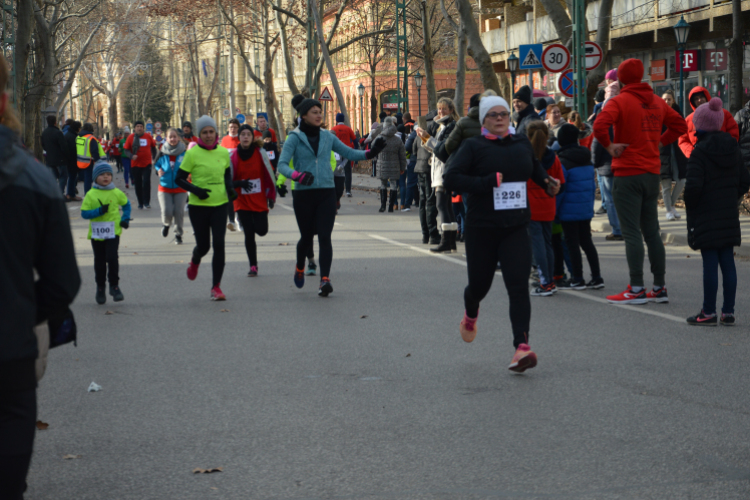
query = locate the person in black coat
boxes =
[683,98,750,326]
[659,96,689,220]
[41,115,69,194]
[511,85,541,137]
[63,120,82,201]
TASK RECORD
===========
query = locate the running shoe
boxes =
[646,286,669,303]
[294,267,305,289]
[531,284,554,296]
[459,312,477,343]
[549,283,558,293]
[346,192,352,197]
[595,205,607,215]
[138,205,144,209]
[125,184,130,189]
[306,260,317,276]
[607,285,648,305]
[560,279,586,290]
[586,277,605,289]
[95,286,106,305]
[109,285,124,302]
[248,266,258,277]
[686,310,717,326]
[401,207,411,212]
[227,222,237,232]
[187,261,199,281]
[720,313,735,326]
[162,225,169,237]
[210,285,226,301]
[175,235,183,245]
[509,343,537,373]
[145,205,151,209]
[318,277,333,297]
[605,233,624,241]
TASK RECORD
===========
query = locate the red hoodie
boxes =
[677,86,739,158]
[593,59,687,177]
[528,153,564,221]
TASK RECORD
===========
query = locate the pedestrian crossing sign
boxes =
[519,44,543,69]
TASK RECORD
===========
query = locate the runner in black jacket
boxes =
[443,95,559,373]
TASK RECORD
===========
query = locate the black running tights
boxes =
[236,210,269,267]
[189,204,227,287]
[464,224,532,348]
[293,188,336,277]
[561,219,601,281]
[91,236,120,287]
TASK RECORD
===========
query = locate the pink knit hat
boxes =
[605,69,617,81]
[692,97,724,132]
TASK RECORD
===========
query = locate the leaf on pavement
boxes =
[220,309,230,313]
[360,315,368,319]
[719,343,732,346]
[686,255,690,258]
[36,420,49,430]
[405,353,411,357]
[63,454,82,460]
[104,311,114,315]
[193,467,223,474]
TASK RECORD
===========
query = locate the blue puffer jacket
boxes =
[277,126,367,191]
[556,145,595,221]
[154,151,186,190]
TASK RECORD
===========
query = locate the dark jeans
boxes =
[293,188,337,278]
[435,188,456,226]
[51,164,67,194]
[334,176,345,205]
[344,162,352,193]
[561,219,601,281]
[701,246,737,315]
[188,204,228,287]
[0,361,36,500]
[404,163,419,208]
[528,221,554,285]
[552,229,573,278]
[612,173,665,287]
[122,157,131,185]
[66,164,78,197]
[417,172,439,240]
[236,210,269,267]
[91,236,120,287]
[464,224,532,348]
[453,201,466,234]
[131,165,152,207]
[82,164,93,194]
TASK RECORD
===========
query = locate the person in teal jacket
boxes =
[154,128,188,244]
[278,95,385,296]
[81,160,131,304]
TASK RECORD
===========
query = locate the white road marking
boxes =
[277,203,294,211]
[368,234,686,324]
[68,205,80,211]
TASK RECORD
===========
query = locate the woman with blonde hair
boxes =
[568,111,593,150]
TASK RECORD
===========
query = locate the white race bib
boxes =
[91,221,116,239]
[493,182,526,211]
[241,179,262,195]
[266,150,275,160]
[139,138,148,147]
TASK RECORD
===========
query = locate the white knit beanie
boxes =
[479,96,510,125]
[195,115,218,135]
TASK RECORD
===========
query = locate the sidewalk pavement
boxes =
[591,200,750,257]
[351,172,383,192]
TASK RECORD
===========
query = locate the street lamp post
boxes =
[507,52,519,96]
[414,70,423,116]
[673,16,691,116]
[357,83,365,136]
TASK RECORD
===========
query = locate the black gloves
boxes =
[291,171,315,186]
[99,201,110,216]
[120,220,129,229]
[365,136,387,159]
[268,199,275,209]
[277,184,288,197]
[232,179,252,190]
[193,187,211,200]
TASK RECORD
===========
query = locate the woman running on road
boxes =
[443,95,560,373]
[154,128,188,244]
[277,96,386,296]
[175,115,237,300]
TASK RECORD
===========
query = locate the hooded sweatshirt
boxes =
[593,59,687,177]
[677,86,739,159]
[528,148,565,222]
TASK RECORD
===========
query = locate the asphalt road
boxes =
[26,171,750,499]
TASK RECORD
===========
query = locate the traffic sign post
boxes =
[557,69,577,98]
[585,41,603,71]
[222,109,231,118]
[319,87,333,101]
[236,114,246,124]
[519,44,543,69]
[542,44,570,73]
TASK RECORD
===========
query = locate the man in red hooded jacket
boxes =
[677,86,739,158]
[593,58,687,305]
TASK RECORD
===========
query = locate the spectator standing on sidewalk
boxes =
[660,91,689,221]
[63,121,82,202]
[511,85,540,137]
[413,110,439,244]
[678,87,739,159]
[41,115,69,194]
[331,113,357,197]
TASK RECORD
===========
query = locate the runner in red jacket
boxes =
[677,86,739,158]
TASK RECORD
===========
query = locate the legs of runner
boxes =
[188,205,227,290]
[122,158,131,187]
[131,165,152,208]
[236,210,269,269]
[293,189,337,285]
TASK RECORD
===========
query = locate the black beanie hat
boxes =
[379,111,387,121]
[534,97,548,111]
[513,85,532,105]
[296,98,323,117]
[291,94,305,112]
[182,121,192,130]
[238,124,254,135]
[469,93,481,109]
[557,123,580,148]
[595,88,606,103]
[134,120,145,127]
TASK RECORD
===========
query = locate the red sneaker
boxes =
[606,285,648,305]
[187,261,199,281]
[210,285,226,301]
[459,311,478,343]
[509,343,537,373]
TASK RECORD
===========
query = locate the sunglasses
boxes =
[485,111,510,119]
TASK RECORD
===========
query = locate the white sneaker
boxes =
[401,207,411,212]
[227,222,237,231]
[672,209,681,219]
[346,192,352,197]
[666,211,676,221]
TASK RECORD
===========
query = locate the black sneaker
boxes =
[605,234,624,241]
[531,284,554,296]
[138,205,144,209]
[422,236,429,244]
[561,279,586,290]
[318,278,333,297]
[162,225,169,237]
[720,313,735,326]
[95,286,106,305]
[110,285,124,302]
[175,235,183,245]
[306,260,317,276]
[586,277,605,289]
[686,310,717,326]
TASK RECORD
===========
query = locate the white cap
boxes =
[479,96,510,125]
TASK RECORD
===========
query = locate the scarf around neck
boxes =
[196,136,218,150]
[155,140,186,163]
[238,144,256,161]
[93,181,116,191]
[481,127,510,141]
[131,132,143,155]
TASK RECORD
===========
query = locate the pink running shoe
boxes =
[187,261,199,281]
[210,285,226,301]
[459,312,478,343]
[508,343,537,373]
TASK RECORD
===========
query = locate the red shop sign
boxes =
[704,49,728,71]
[675,50,701,72]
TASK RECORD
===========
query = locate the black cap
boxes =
[291,94,305,111]
[534,97,548,111]
[469,94,481,109]
[134,120,145,127]
[595,89,606,103]
[379,111,387,120]
[296,98,322,117]
[182,121,192,129]
[557,123,579,148]
[238,124,254,135]
[513,85,532,105]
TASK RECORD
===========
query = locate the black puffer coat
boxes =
[684,131,750,250]
[734,100,750,169]
[660,103,688,180]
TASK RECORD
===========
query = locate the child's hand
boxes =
[98,201,110,215]
[120,220,129,229]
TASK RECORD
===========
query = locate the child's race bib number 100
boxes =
[91,221,116,239]
[493,182,526,211]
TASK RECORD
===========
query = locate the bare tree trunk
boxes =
[454,27,467,116]
[109,97,118,135]
[309,0,350,126]
[539,0,573,46]
[276,0,301,96]
[370,73,377,124]
[729,0,744,113]
[421,0,438,111]
[262,1,281,135]
[455,0,500,95]
[14,0,34,114]
[586,0,614,112]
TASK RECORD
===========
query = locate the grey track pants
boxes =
[158,191,188,237]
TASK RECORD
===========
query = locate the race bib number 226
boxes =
[493,182,526,211]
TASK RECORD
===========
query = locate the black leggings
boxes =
[561,219,601,281]
[435,188,456,226]
[236,210,269,267]
[464,224,532,348]
[130,165,152,206]
[189,204,227,287]
[226,202,236,224]
[91,236,120,287]
[334,176,345,205]
[0,362,36,500]
[292,188,336,277]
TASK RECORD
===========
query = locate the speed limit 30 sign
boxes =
[542,44,570,73]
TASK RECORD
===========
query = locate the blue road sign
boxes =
[236,114,246,124]
[557,69,577,98]
[146,123,153,132]
[519,44,543,69]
